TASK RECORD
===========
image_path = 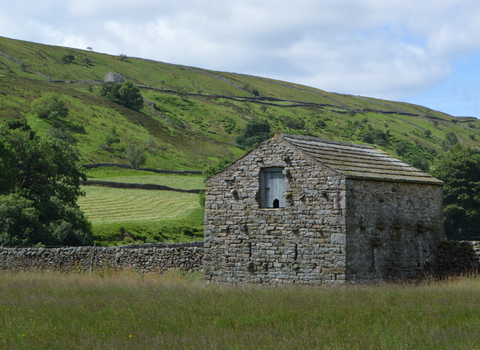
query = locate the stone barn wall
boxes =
[345,180,444,282]
[104,72,124,83]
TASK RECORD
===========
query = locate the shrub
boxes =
[445,131,458,146]
[315,119,326,129]
[283,117,305,130]
[100,82,143,111]
[31,94,69,120]
[361,131,374,144]
[124,143,146,169]
[61,54,75,64]
[236,119,273,150]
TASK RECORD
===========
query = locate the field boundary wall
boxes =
[0,240,479,278]
[82,163,202,175]
[82,180,202,193]
[0,242,203,274]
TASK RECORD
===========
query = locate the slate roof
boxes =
[280,134,444,185]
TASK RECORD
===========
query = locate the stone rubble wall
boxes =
[0,242,203,274]
[83,180,202,193]
[0,240,479,279]
[437,240,480,275]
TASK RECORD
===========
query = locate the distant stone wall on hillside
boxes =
[83,180,202,193]
[82,163,202,175]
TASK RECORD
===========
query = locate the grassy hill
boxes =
[1,35,479,172]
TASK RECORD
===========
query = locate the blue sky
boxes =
[1,0,479,117]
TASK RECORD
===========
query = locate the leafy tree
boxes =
[0,121,92,246]
[46,127,77,147]
[395,141,407,157]
[203,159,232,178]
[361,131,374,144]
[124,143,146,169]
[410,156,429,173]
[100,82,144,111]
[431,144,480,239]
[31,94,69,120]
[445,131,458,146]
[236,119,273,150]
[0,139,16,194]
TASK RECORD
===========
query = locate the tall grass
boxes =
[1,272,479,349]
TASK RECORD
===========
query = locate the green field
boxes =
[0,271,479,349]
[78,187,200,224]
[77,172,204,245]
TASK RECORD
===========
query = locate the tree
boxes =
[431,144,480,239]
[0,121,92,246]
[236,119,273,150]
[31,94,69,120]
[125,143,146,169]
[0,139,16,194]
[100,81,144,111]
[445,131,458,146]
[395,141,407,157]
[203,159,232,178]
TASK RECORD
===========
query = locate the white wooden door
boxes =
[261,168,285,208]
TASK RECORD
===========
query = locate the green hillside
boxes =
[1,35,479,171]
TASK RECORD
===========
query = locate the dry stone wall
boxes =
[0,240,479,280]
[437,240,480,275]
[0,242,203,274]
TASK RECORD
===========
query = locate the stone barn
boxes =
[104,72,124,83]
[203,133,444,285]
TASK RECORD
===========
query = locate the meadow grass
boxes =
[0,271,479,349]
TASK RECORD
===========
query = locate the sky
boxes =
[1,0,480,117]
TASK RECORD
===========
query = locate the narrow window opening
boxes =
[248,242,252,258]
[260,167,285,208]
[294,244,298,261]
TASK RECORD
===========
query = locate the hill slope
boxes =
[1,35,479,170]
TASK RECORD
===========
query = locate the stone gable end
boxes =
[204,136,348,285]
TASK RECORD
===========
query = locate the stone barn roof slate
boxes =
[277,134,443,185]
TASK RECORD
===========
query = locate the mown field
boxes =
[0,271,479,349]
[78,168,205,245]
[78,187,200,224]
